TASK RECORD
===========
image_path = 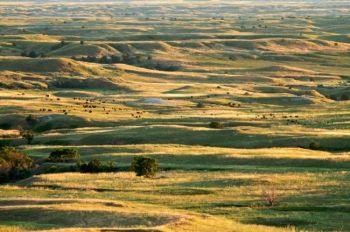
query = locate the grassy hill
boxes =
[0,1,350,231]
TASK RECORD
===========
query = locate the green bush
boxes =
[28,51,39,58]
[196,102,205,108]
[48,149,80,162]
[209,121,224,129]
[20,130,34,144]
[309,142,320,150]
[131,156,158,178]
[77,159,116,173]
[0,146,33,183]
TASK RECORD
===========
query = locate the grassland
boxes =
[0,0,350,231]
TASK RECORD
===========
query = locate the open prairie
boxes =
[0,0,350,231]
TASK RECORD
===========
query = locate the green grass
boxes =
[0,1,350,231]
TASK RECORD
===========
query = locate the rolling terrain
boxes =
[0,1,350,231]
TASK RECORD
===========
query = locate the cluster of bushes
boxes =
[0,146,33,183]
[0,147,159,182]
[72,53,150,65]
[21,51,44,58]
[72,52,180,71]
[73,55,120,63]
[74,156,158,177]
[143,62,181,71]
[73,156,159,177]
[329,94,349,101]
[48,149,80,162]
[51,40,68,51]
[76,159,117,173]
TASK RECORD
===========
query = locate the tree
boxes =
[80,40,84,45]
[131,156,158,178]
[20,130,34,144]
[0,146,33,182]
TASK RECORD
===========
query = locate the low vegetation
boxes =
[0,1,350,231]
[77,159,117,173]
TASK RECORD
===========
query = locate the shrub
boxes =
[309,142,320,150]
[77,159,116,173]
[28,51,39,58]
[0,146,33,183]
[48,149,80,162]
[20,130,34,144]
[131,156,158,178]
[209,121,224,129]
[196,102,205,108]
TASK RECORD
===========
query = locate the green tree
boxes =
[131,156,158,178]
[0,146,33,182]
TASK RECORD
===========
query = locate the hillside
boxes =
[0,1,350,232]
